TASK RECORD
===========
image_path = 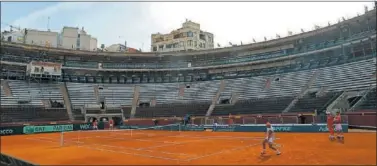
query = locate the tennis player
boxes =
[93,120,98,130]
[213,122,218,131]
[334,111,344,142]
[261,122,281,155]
[228,113,233,125]
[326,111,335,141]
[109,118,114,130]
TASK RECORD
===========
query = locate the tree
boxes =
[101,44,105,51]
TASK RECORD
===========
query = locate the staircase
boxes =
[206,80,226,116]
[230,92,239,104]
[349,86,376,111]
[283,70,320,113]
[326,90,348,111]
[130,85,140,118]
[93,85,100,103]
[316,86,328,97]
[60,83,74,121]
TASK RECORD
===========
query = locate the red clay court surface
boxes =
[1,130,376,165]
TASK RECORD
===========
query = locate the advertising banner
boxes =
[23,124,73,134]
[0,126,24,136]
[212,124,349,132]
[73,123,93,130]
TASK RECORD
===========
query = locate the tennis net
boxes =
[59,124,182,147]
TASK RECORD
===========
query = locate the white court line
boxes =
[87,143,192,156]
[137,136,274,150]
[71,129,272,142]
[26,137,180,161]
[172,135,273,140]
[129,131,277,140]
[136,139,207,150]
[65,131,177,144]
[77,145,180,161]
[26,135,266,162]
[183,142,261,162]
[69,135,176,144]
[27,136,191,157]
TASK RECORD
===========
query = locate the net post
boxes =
[77,130,80,147]
[179,123,181,133]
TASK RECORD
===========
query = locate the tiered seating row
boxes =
[66,83,98,108]
[212,97,294,116]
[134,103,210,118]
[0,107,69,123]
[290,91,342,112]
[356,87,377,110]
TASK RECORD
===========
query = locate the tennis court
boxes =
[1,128,376,165]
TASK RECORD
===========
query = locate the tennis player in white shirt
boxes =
[261,122,281,155]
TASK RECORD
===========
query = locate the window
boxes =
[199,34,206,40]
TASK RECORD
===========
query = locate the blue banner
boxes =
[211,124,348,132]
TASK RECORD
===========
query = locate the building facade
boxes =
[25,29,59,48]
[105,44,140,53]
[59,27,98,51]
[151,20,214,52]
[1,27,98,51]
[1,30,25,43]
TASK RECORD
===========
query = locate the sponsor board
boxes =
[273,126,292,132]
[76,123,92,130]
[0,129,14,135]
[116,124,347,132]
[0,126,24,136]
[182,126,205,131]
[1,123,98,136]
[23,124,74,134]
[209,124,348,132]
[213,125,236,132]
[318,126,329,132]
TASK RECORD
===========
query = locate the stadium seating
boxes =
[355,87,377,110]
[122,107,132,118]
[66,83,98,108]
[72,108,85,121]
[98,84,134,107]
[212,97,294,116]
[0,107,69,123]
[64,61,98,69]
[0,9,375,123]
[289,91,342,113]
[3,80,64,107]
[315,58,376,91]
[139,80,220,104]
[134,103,210,118]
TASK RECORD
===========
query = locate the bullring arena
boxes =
[1,115,376,165]
[1,2,376,166]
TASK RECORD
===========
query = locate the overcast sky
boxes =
[1,2,375,51]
